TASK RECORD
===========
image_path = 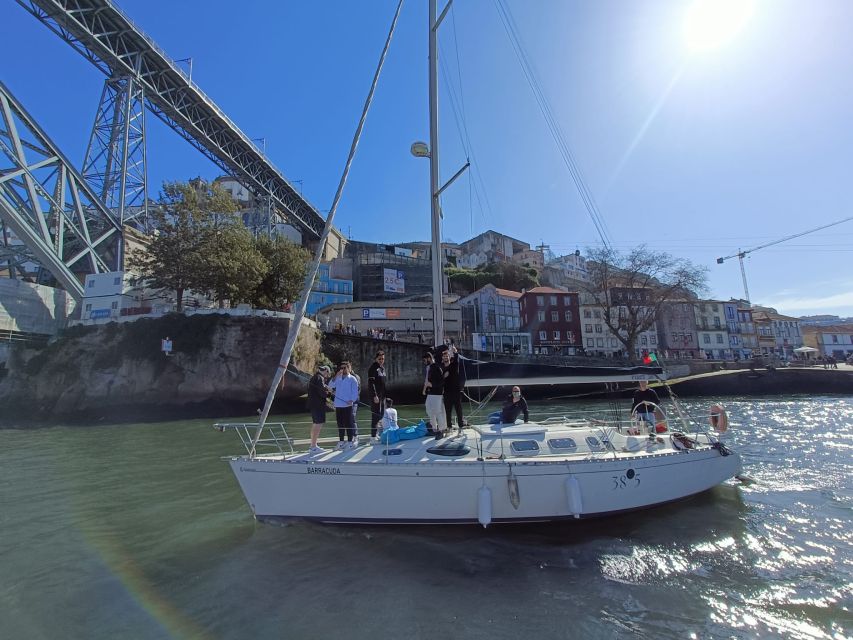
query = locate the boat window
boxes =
[510,440,540,454]
[586,436,604,450]
[548,438,577,450]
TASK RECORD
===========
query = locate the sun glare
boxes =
[684,0,755,53]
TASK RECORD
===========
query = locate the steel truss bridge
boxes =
[2,0,326,299]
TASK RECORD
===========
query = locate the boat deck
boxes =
[255,422,704,466]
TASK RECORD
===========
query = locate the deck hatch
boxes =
[548,437,578,451]
[510,440,540,454]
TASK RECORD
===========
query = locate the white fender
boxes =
[565,475,583,519]
[478,486,492,528]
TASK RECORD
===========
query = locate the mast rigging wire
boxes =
[249,0,405,456]
[492,0,612,249]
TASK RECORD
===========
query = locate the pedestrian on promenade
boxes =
[329,361,359,450]
[307,364,331,453]
[368,350,387,442]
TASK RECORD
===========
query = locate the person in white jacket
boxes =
[328,361,360,450]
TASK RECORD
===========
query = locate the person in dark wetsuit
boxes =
[631,379,660,425]
[367,350,387,441]
[491,386,529,425]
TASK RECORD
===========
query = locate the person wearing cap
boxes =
[307,364,332,453]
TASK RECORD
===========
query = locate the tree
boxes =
[583,245,708,359]
[445,261,539,295]
[195,225,267,308]
[251,236,311,309]
[127,180,240,311]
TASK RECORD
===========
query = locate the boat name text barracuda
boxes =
[307,466,342,475]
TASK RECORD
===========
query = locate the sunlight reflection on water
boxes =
[0,396,850,639]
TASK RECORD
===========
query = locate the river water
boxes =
[1,396,850,639]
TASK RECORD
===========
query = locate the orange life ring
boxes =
[709,404,728,432]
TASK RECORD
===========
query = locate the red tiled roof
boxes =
[494,287,522,299]
[523,286,569,294]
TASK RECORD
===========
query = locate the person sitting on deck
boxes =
[488,386,529,425]
[378,398,399,435]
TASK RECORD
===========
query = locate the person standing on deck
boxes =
[368,350,387,443]
[350,363,361,443]
[423,350,448,439]
[442,345,465,432]
[307,364,331,453]
[631,379,660,426]
[328,361,359,449]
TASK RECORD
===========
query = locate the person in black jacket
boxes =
[442,345,465,431]
[631,379,660,426]
[307,364,331,453]
[499,386,529,425]
[423,350,448,438]
[367,350,387,441]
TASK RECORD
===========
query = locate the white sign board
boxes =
[383,268,405,293]
[362,308,386,320]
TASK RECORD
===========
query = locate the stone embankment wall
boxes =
[2,316,849,426]
[0,314,321,425]
[321,332,429,402]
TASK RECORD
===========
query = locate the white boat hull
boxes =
[226,426,742,524]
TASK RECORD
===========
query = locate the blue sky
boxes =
[3,0,852,317]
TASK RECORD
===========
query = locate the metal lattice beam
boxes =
[17,0,326,240]
[82,75,149,230]
[0,80,122,299]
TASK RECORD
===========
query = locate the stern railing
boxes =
[214,422,294,458]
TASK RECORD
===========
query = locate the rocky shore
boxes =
[0,314,322,425]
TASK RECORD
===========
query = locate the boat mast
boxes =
[428,0,444,346]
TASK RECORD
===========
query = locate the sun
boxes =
[683,0,756,53]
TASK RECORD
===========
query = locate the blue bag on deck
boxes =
[397,420,428,440]
[379,427,400,445]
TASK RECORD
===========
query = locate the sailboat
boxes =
[216,1,742,526]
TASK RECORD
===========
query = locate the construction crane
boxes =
[717,215,853,302]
